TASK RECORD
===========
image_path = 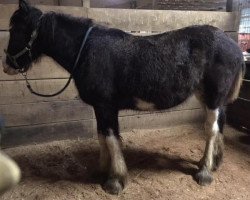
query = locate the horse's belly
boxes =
[132,91,191,111]
[134,98,156,111]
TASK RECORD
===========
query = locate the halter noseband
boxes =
[4,16,42,73]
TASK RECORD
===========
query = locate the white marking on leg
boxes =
[98,134,110,172]
[134,98,155,111]
[204,108,219,170]
[105,130,127,177]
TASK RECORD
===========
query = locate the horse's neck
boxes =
[40,15,91,72]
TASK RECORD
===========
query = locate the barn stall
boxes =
[0,0,249,199]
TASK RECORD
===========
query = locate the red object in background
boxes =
[239,33,250,51]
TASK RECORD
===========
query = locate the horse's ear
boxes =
[19,0,30,13]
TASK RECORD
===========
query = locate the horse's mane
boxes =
[38,12,93,43]
[41,11,93,29]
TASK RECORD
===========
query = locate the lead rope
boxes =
[237,97,250,102]
[23,26,94,97]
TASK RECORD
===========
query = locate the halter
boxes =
[4,16,42,73]
[4,15,94,97]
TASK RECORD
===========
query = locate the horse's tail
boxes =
[227,61,246,103]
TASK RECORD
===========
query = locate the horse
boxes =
[2,0,245,195]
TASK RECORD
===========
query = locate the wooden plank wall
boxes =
[0,0,237,10]
[0,0,83,6]
[157,0,227,11]
[0,4,238,147]
[87,0,228,11]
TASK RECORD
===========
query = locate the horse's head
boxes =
[3,0,43,75]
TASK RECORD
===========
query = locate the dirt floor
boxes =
[1,124,250,200]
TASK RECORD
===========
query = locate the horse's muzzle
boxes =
[2,57,19,75]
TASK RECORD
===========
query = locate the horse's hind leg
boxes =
[94,105,128,195]
[195,106,225,185]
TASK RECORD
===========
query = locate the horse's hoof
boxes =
[103,177,124,195]
[195,167,213,186]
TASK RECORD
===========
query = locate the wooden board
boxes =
[1,108,204,148]
[157,0,227,11]
[91,0,227,11]
[0,5,237,31]
[0,5,88,30]
[0,100,93,127]
[59,0,82,7]
[88,8,238,32]
[0,0,59,5]
[2,119,94,148]
[0,0,83,6]
[0,79,79,105]
[119,108,204,132]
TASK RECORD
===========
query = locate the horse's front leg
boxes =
[94,105,128,195]
[196,107,225,185]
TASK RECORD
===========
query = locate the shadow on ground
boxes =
[12,146,199,185]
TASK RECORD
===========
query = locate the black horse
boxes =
[3,0,245,195]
